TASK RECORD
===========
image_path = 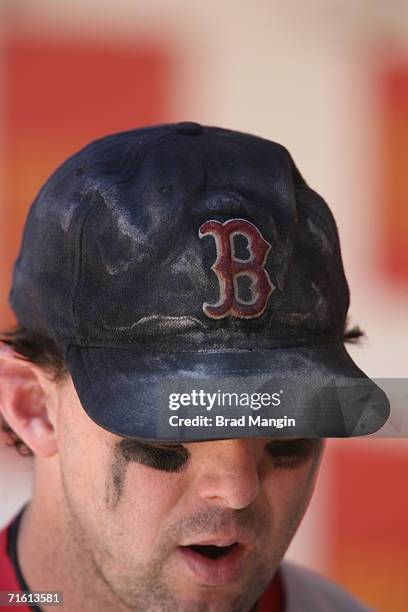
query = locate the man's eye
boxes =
[118,439,190,473]
[266,439,320,468]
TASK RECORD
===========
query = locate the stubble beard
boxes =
[60,473,280,612]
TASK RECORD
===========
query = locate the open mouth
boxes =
[177,541,247,585]
[188,543,238,559]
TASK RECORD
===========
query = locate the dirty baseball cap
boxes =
[9,122,390,440]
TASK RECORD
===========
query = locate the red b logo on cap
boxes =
[199,218,274,319]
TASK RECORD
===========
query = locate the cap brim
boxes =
[65,342,390,440]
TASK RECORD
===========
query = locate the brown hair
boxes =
[1,321,365,456]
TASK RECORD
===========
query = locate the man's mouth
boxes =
[176,540,249,586]
[189,542,239,560]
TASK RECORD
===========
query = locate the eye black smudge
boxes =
[266,438,323,469]
[116,438,190,473]
[106,445,129,508]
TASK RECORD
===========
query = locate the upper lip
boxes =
[180,534,252,548]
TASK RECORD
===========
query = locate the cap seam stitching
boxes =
[191,137,231,191]
[71,200,100,344]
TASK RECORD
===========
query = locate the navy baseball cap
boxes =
[9,122,389,439]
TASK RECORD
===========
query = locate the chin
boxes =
[167,589,248,612]
[163,570,258,612]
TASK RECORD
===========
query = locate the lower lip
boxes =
[176,544,247,586]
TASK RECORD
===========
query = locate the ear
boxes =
[0,345,58,457]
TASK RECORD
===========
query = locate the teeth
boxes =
[189,543,237,560]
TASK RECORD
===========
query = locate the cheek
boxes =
[55,391,123,534]
[110,464,185,550]
[56,384,186,557]
[261,461,320,539]
[57,409,113,519]
[61,434,185,558]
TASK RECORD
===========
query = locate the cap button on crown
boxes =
[176,121,203,135]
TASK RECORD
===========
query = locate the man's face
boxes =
[53,377,324,612]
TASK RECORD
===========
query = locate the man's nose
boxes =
[193,439,260,509]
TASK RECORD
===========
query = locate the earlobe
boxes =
[0,348,58,457]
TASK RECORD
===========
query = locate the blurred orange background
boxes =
[0,3,407,611]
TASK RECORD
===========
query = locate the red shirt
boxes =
[0,511,284,611]
[0,517,36,612]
